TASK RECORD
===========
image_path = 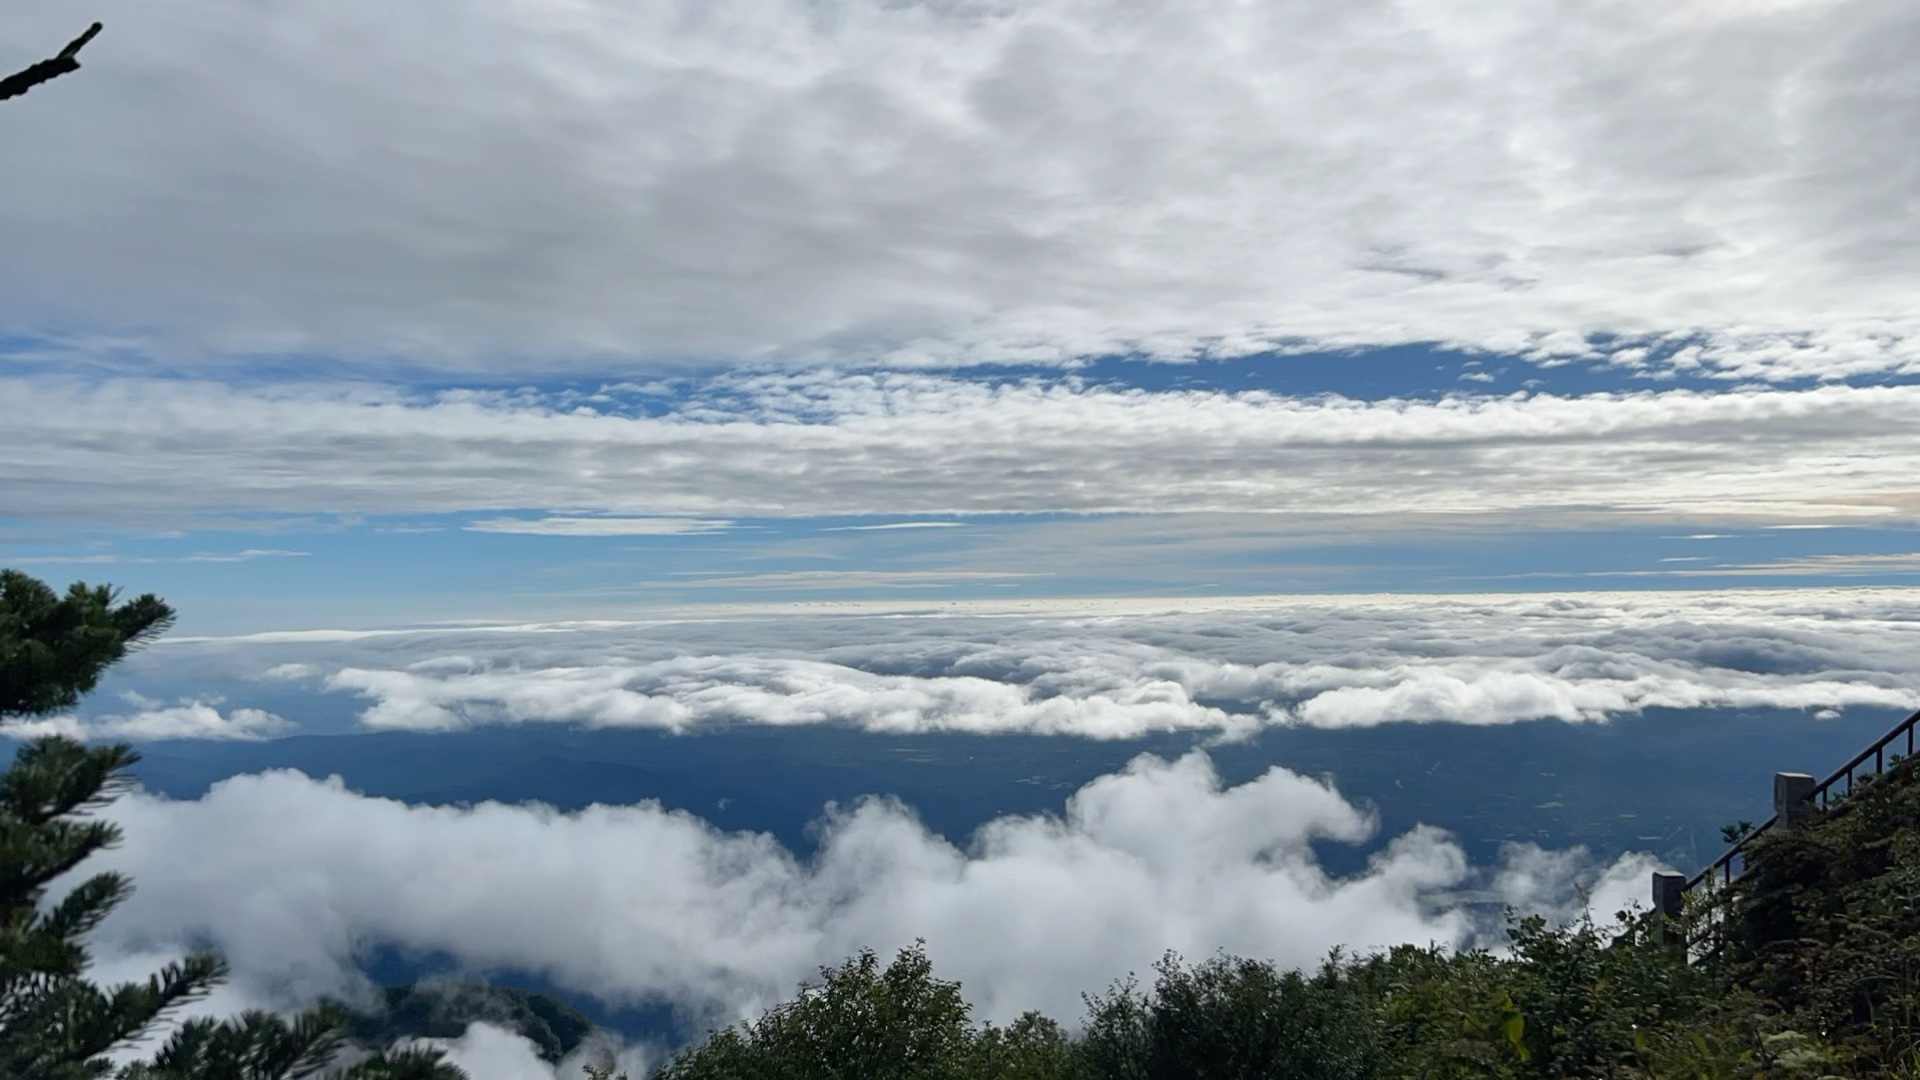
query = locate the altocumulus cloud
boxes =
[11,376,1920,527]
[126,588,1920,739]
[2,0,1917,376]
[79,750,1654,1067]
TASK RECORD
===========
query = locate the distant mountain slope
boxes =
[339,981,596,1063]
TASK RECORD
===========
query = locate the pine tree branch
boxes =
[0,23,103,102]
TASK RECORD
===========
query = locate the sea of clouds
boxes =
[57,587,1920,741]
[35,588,1917,1076]
[86,750,1657,1078]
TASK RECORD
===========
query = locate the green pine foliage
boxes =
[0,735,227,1079]
[0,570,468,1079]
[0,570,175,718]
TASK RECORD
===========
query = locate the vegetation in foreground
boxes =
[0,570,466,1078]
[622,712,1920,1076]
[6,567,1920,1079]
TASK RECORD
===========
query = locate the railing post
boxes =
[1652,870,1686,961]
[1775,772,1816,830]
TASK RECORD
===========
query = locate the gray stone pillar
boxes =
[1652,870,1686,958]
[1775,772,1816,829]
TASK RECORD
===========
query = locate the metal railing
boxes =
[1678,707,1920,956]
[1685,707,1920,893]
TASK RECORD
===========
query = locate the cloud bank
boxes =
[83,749,1653,1062]
[2,0,1918,376]
[7,699,290,742]
[117,589,1920,740]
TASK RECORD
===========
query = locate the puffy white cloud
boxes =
[10,375,1920,527]
[1,0,1917,377]
[190,588,1920,738]
[82,748,1648,1047]
[320,654,1242,739]
[404,1024,656,1080]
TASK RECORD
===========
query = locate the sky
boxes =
[3,0,1920,631]
[5,0,1920,1074]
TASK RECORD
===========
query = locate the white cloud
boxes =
[405,1024,656,1080]
[659,569,1043,590]
[10,376,1920,527]
[823,522,966,531]
[1485,844,1670,932]
[82,749,1649,1048]
[155,588,1920,738]
[321,654,1241,739]
[1,0,1917,377]
[3,548,308,565]
[179,548,309,563]
[466,517,734,537]
[3,700,291,741]
[3,553,128,565]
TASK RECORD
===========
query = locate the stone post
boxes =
[1774,772,1816,830]
[1652,870,1686,959]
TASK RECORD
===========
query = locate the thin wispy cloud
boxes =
[656,570,1044,590]
[465,517,734,537]
[4,553,128,565]
[180,548,308,563]
[823,522,967,531]
[6,548,307,565]
[1670,552,1920,577]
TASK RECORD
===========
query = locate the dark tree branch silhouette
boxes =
[0,22,103,102]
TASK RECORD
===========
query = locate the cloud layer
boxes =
[117,589,1920,740]
[10,375,1920,527]
[2,0,1918,375]
[9,698,290,742]
[83,748,1654,1062]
